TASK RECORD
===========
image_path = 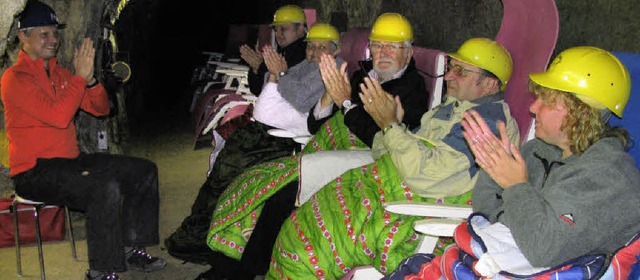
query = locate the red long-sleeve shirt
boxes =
[1,51,110,176]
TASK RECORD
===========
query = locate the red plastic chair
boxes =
[496,0,559,144]
[304,8,317,28]
[412,46,446,109]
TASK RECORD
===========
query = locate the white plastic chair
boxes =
[206,62,251,95]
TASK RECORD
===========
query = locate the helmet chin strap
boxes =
[600,108,612,124]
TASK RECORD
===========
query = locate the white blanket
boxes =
[470,215,550,277]
[253,82,310,137]
[297,150,374,206]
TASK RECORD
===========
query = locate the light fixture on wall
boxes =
[111,61,131,83]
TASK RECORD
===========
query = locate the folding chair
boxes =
[12,194,77,280]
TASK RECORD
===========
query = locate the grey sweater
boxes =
[277,57,345,114]
[473,137,640,267]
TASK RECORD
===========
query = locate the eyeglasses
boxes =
[369,42,406,54]
[445,63,483,78]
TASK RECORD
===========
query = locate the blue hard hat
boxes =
[18,1,66,29]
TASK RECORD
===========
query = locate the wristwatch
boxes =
[342,99,356,113]
[277,71,286,80]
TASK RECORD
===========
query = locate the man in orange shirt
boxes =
[1,2,165,279]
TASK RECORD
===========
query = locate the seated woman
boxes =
[166,23,343,265]
[255,38,519,279]
[252,23,343,137]
[387,46,640,279]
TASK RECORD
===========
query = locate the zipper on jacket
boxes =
[533,152,565,187]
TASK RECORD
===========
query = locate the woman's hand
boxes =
[263,45,288,78]
[319,54,350,107]
[462,110,527,188]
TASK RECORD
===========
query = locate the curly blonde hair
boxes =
[528,82,605,155]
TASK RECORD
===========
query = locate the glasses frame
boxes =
[445,62,483,78]
[306,43,334,52]
[368,42,407,54]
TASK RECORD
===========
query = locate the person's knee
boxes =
[125,156,159,186]
[92,180,122,210]
[132,157,158,177]
[106,180,122,199]
[135,158,159,194]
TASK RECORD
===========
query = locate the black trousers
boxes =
[206,181,298,279]
[13,153,160,272]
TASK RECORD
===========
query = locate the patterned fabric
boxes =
[301,112,369,153]
[386,220,640,280]
[207,111,472,274]
[206,112,367,259]
[206,155,300,260]
[268,154,472,279]
[599,233,640,280]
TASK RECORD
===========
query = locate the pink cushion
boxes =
[304,9,317,28]
[257,24,273,49]
[194,90,247,144]
[193,89,235,133]
[412,46,446,109]
[338,27,372,78]
[496,0,559,144]
[220,104,250,125]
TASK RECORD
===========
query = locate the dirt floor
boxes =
[0,108,215,279]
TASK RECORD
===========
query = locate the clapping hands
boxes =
[73,38,96,84]
[461,110,527,188]
[239,44,264,73]
[262,45,288,78]
[318,54,350,108]
[359,77,403,129]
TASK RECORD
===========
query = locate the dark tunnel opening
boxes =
[112,1,300,132]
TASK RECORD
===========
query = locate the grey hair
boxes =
[403,40,412,56]
[477,69,502,89]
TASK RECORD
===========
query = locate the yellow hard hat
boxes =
[448,38,513,88]
[305,23,340,44]
[529,46,630,117]
[271,5,306,26]
[369,13,413,43]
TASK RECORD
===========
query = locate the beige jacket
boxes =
[372,93,519,198]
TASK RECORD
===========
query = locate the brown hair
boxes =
[528,82,630,154]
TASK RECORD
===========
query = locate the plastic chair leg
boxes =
[34,205,46,280]
[12,202,22,277]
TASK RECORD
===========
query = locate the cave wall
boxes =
[305,0,639,55]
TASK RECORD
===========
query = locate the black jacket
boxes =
[248,37,307,96]
[307,59,429,147]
